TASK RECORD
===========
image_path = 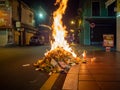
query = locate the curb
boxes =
[62,64,80,90]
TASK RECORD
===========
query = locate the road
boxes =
[0,46,66,90]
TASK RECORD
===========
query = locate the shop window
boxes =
[92,2,100,16]
[108,2,116,16]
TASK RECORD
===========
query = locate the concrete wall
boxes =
[25,32,33,45]
[0,30,8,46]
[82,0,91,45]
[14,31,20,45]
[117,12,120,51]
[21,2,35,26]
[11,0,19,21]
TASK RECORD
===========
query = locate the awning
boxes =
[21,23,37,31]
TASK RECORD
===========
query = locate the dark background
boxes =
[21,0,80,27]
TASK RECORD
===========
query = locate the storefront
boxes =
[0,6,13,46]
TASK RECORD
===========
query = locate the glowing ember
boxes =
[45,0,76,57]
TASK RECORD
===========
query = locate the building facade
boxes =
[0,0,37,46]
[116,0,120,51]
[79,0,116,48]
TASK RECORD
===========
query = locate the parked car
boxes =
[29,35,44,45]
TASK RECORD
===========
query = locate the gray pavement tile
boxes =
[78,81,100,90]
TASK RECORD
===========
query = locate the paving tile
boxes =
[98,82,120,90]
[98,81,120,87]
[115,64,120,69]
[93,74,120,81]
[79,64,88,70]
[87,64,115,69]
[101,87,120,90]
[78,81,100,90]
[89,69,107,72]
[89,69,118,75]
[78,51,120,90]
[79,70,90,75]
[79,75,94,81]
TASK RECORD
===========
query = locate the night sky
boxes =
[21,0,80,26]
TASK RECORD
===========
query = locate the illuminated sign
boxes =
[103,34,114,47]
[0,7,12,28]
[117,0,120,12]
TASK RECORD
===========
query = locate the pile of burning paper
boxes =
[33,0,83,74]
[33,47,81,74]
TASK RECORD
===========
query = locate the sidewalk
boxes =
[1,44,119,90]
[63,50,120,90]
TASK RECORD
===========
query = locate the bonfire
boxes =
[34,47,80,73]
[34,0,81,74]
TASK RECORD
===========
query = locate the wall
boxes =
[81,0,115,45]
[117,12,120,51]
[25,32,33,45]
[82,0,91,45]
[0,0,36,46]
[21,2,34,26]
[11,0,19,21]
[0,30,8,46]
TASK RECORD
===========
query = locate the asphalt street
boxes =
[0,46,52,90]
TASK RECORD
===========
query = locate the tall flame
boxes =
[47,0,76,57]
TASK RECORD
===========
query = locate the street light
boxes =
[38,6,47,20]
[39,13,44,19]
[70,20,75,25]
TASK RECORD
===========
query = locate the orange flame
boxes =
[46,0,76,57]
[82,50,86,59]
